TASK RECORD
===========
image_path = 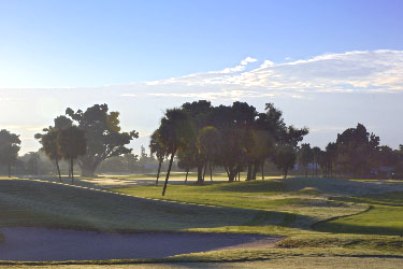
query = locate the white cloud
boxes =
[120,49,403,100]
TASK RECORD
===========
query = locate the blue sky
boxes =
[0,0,403,154]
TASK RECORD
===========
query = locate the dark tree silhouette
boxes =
[35,116,73,181]
[0,130,21,177]
[335,123,379,177]
[58,126,87,183]
[298,143,313,177]
[158,108,194,196]
[149,128,167,185]
[65,104,138,177]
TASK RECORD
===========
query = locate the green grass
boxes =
[0,176,402,266]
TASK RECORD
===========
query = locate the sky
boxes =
[0,0,403,155]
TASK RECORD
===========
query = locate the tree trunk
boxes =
[252,161,258,180]
[70,158,74,184]
[156,159,162,186]
[162,152,175,196]
[197,164,204,183]
[283,167,288,180]
[209,163,213,181]
[261,161,264,180]
[55,159,62,182]
[228,170,236,182]
[246,163,252,181]
[7,163,11,178]
[185,169,189,183]
[202,162,207,182]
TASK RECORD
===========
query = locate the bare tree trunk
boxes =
[202,162,207,182]
[209,163,213,181]
[261,161,264,180]
[162,152,175,196]
[55,159,62,182]
[197,164,204,183]
[70,158,74,184]
[283,167,288,180]
[185,169,189,183]
[156,159,162,186]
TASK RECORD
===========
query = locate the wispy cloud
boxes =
[120,50,403,100]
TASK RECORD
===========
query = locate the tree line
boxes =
[150,101,308,195]
[1,101,403,193]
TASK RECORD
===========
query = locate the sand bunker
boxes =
[0,227,278,261]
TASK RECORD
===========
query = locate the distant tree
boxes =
[335,123,379,177]
[273,144,297,179]
[150,129,167,185]
[158,108,194,195]
[58,126,87,183]
[197,126,221,181]
[298,143,313,177]
[312,146,322,177]
[65,104,138,176]
[0,129,21,177]
[35,116,73,181]
[273,126,309,179]
[181,100,213,182]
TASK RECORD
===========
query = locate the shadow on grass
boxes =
[0,180,318,232]
[215,177,403,197]
[313,221,403,236]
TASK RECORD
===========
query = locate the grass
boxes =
[0,175,402,267]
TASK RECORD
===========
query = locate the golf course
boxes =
[0,173,401,268]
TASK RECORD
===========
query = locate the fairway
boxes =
[0,176,402,267]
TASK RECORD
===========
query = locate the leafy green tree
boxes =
[58,126,87,183]
[65,104,138,176]
[0,129,21,177]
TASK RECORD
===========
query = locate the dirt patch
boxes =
[0,227,279,261]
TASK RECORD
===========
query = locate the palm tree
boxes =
[58,126,87,183]
[158,109,194,196]
[149,128,167,185]
[35,128,63,181]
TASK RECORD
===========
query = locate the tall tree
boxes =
[149,129,167,185]
[35,116,73,181]
[273,126,309,179]
[335,123,379,177]
[65,104,138,176]
[158,108,194,195]
[298,143,313,177]
[0,130,21,177]
[58,126,87,183]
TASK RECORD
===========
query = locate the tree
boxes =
[335,123,379,177]
[150,129,167,185]
[0,130,21,177]
[158,108,194,195]
[197,126,221,182]
[298,143,313,177]
[273,144,297,179]
[35,116,73,181]
[58,126,87,183]
[65,104,138,176]
[312,146,322,176]
[273,126,309,179]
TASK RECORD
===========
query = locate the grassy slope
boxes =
[0,176,402,267]
[0,179,265,232]
[113,177,403,256]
